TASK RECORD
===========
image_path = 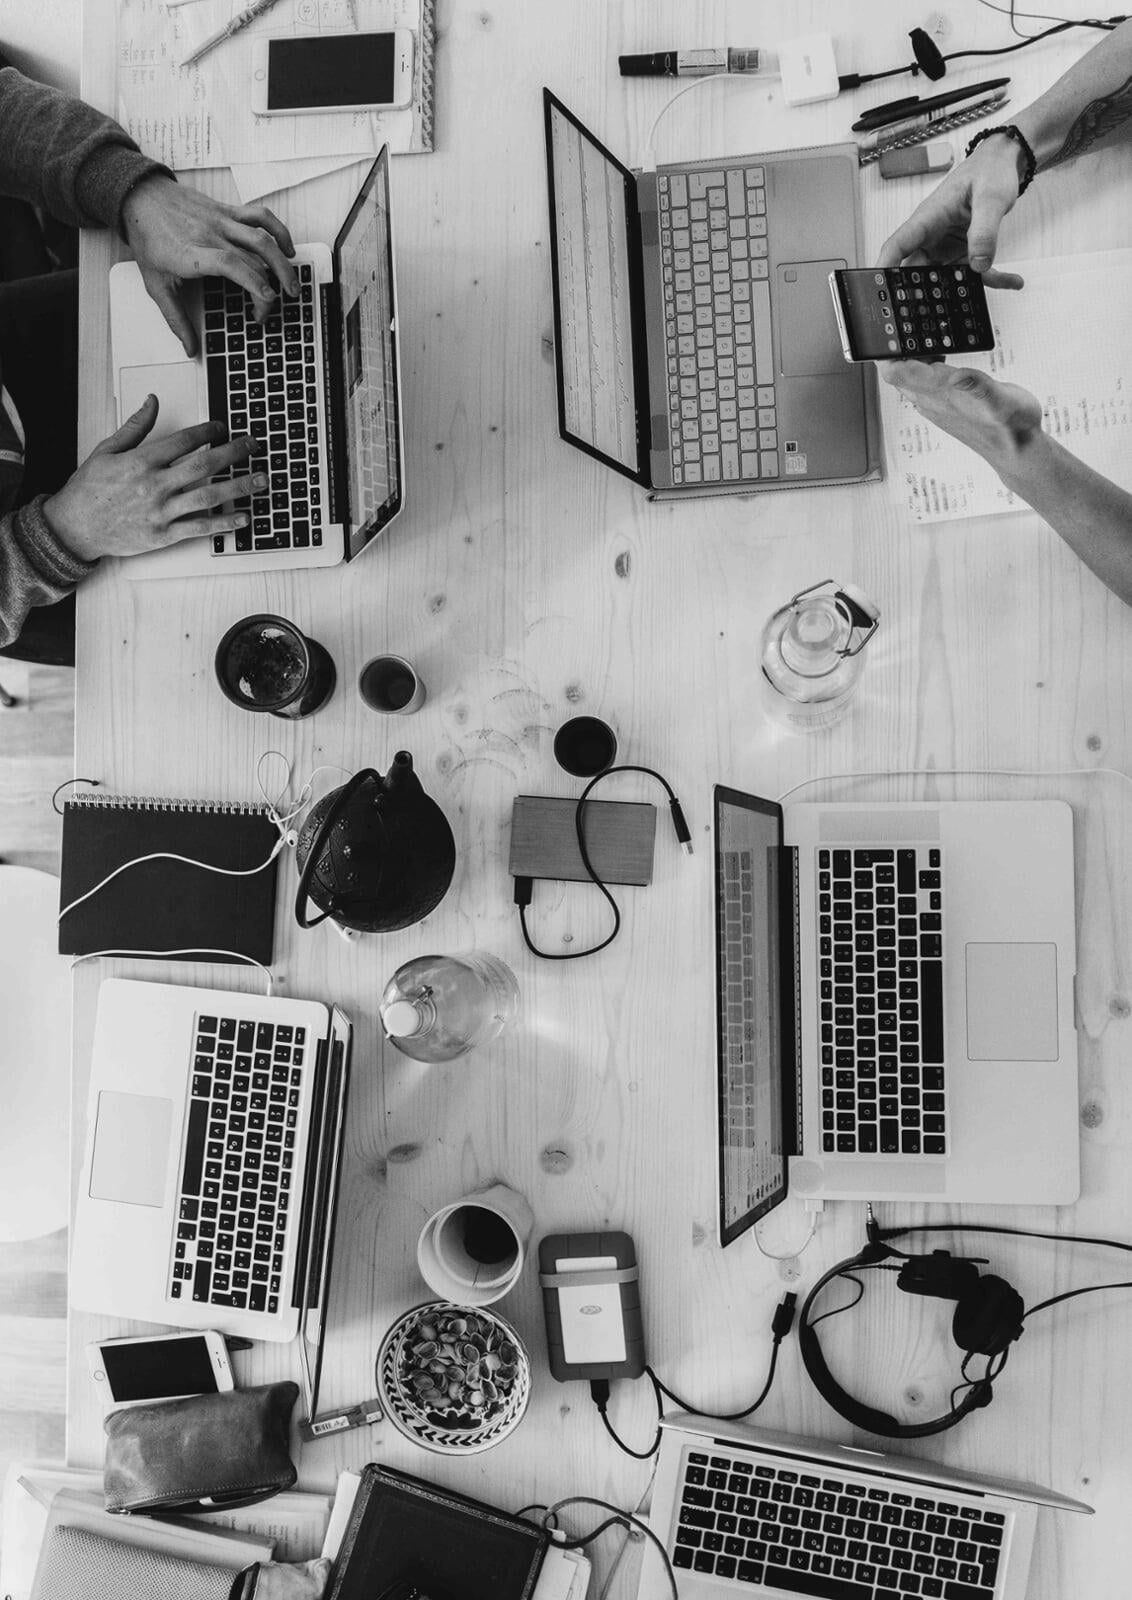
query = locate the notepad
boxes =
[118,0,437,179]
[57,793,279,965]
[326,1464,547,1600]
[880,249,1132,521]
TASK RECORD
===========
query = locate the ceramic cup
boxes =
[553,715,617,777]
[416,1183,534,1306]
[359,653,426,714]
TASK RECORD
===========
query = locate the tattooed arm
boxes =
[879,19,1132,276]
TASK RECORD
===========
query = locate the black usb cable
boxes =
[590,1293,798,1459]
[514,763,692,961]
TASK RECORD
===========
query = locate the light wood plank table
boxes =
[70,4,1132,1595]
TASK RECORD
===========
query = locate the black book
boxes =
[328,1465,547,1600]
[58,793,278,965]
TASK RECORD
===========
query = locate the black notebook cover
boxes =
[327,1464,547,1600]
[58,794,278,965]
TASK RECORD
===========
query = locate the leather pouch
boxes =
[104,1381,299,1515]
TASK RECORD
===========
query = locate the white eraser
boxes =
[777,33,840,105]
[878,139,955,179]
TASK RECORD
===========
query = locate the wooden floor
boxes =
[0,662,72,1523]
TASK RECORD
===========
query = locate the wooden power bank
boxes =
[508,795,656,885]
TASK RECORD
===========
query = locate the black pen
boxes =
[852,77,1009,133]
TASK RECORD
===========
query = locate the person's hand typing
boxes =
[877,133,1029,289]
[880,360,1043,469]
[42,394,266,562]
[120,175,300,356]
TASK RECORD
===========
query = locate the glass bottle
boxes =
[379,951,520,1063]
[759,579,880,733]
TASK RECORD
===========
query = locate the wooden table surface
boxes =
[71,3,1132,1595]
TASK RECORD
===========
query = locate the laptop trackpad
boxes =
[90,1090,172,1207]
[966,943,1058,1061]
[777,261,845,377]
[119,362,200,437]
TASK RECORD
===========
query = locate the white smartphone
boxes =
[85,1330,234,1408]
[251,29,414,115]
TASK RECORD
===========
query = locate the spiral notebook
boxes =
[57,793,279,966]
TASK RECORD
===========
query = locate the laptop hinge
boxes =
[319,282,349,535]
[291,1033,329,1308]
[789,845,804,1156]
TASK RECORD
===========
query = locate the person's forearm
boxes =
[1014,18,1132,168]
[0,66,164,229]
[992,432,1132,605]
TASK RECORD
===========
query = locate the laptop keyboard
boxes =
[818,847,946,1157]
[203,265,325,556]
[169,1014,306,1315]
[657,166,777,487]
[673,1448,1007,1599]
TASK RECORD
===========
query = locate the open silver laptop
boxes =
[108,150,403,578]
[714,790,1079,1221]
[71,978,351,1345]
[643,1413,1091,1598]
[543,90,880,499]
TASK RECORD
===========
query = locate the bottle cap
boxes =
[381,999,426,1038]
[835,583,881,628]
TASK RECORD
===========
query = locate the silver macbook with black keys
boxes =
[543,90,881,498]
[108,150,403,577]
[713,789,1079,1219]
[71,977,351,1344]
[641,1413,1091,1599]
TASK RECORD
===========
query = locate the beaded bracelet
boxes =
[965,124,1037,196]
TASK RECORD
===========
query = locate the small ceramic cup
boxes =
[416,1184,535,1306]
[359,653,426,714]
[553,715,617,777]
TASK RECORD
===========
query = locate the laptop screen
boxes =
[543,91,647,482]
[713,787,793,1243]
[334,149,403,558]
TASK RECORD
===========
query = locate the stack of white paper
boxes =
[880,250,1132,523]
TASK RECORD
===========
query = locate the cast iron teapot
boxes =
[294,753,456,934]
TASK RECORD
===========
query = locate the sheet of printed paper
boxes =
[117,0,419,172]
[879,250,1132,522]
[228,152,368,204]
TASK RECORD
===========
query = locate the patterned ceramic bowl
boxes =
[375,1300,532,1455]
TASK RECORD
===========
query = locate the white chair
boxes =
[0,864,70,1241]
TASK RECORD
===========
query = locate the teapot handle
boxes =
[294,767,384,929]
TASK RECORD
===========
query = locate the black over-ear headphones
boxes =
[797,1208,1132,1439]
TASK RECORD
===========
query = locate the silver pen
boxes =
[181,0,284,70]
[857,90,1009,158]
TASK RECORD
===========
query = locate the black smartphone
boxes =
[829,264,994,361]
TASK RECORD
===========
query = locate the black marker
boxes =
[852,77,1009,132]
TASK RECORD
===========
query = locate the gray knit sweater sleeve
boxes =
[0,65,167,227]
[0,69,169,645]
[0,497,98,647]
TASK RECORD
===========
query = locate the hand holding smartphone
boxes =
[86,1330,234,1408]
[252,30,414,115]
[830,265,994,362]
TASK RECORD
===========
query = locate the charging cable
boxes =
[514,763,693,961]
[589,1292,797,1460]
[519,1496,678,1600]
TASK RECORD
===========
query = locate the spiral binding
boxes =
[65,793,272,815]
[415,0,436,153]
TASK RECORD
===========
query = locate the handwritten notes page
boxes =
[880,250,1132,522]
[118,0,418,173]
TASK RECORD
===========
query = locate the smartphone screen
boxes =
[831,266,994,361]
[266,34,396,110]
[100,1335,220,1402]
